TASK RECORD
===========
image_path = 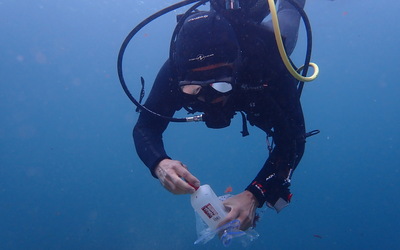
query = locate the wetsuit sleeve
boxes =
[133,60,180,178]
[264,0,305,55]
[245,0,307,211]
[246,73,305,211]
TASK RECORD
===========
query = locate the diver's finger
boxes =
[161,167,194,194]
[217,208,238,229]
[236,213,253,231]
[157,166,183,194]
[173,175,197,194]
[175,165,200,187]
[216,211,239,238]
[161,177,187,194]
[182,173,200,190]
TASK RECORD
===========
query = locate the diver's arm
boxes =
[246,73,306,211]
[133,60,178,177]
[133,60,201,193]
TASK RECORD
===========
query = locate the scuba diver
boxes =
[131,0,316,231]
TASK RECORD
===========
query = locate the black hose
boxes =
[117,0,314,121]
[117,0,204,122]
[286,0,313,97]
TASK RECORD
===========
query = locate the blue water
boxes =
[1,0,399,249]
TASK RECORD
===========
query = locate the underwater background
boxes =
[1,0,399,249]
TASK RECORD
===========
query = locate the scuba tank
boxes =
[210,0,275,23]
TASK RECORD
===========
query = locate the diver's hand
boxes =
[218,191,259,231]
[155,159,200,194]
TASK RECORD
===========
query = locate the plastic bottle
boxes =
[191,184,228,229]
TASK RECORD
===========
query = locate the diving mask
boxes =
[179,77,233,96]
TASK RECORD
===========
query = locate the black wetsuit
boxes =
[133,0,306,210]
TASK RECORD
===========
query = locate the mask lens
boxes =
[179,77,233,95]
[210,82,232,93]
[180,84,202,95]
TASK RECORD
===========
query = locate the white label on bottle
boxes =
[201,203,218,219]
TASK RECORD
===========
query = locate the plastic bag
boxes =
[193,194,260,247]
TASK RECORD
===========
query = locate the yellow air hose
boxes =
[267,0,319,82]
